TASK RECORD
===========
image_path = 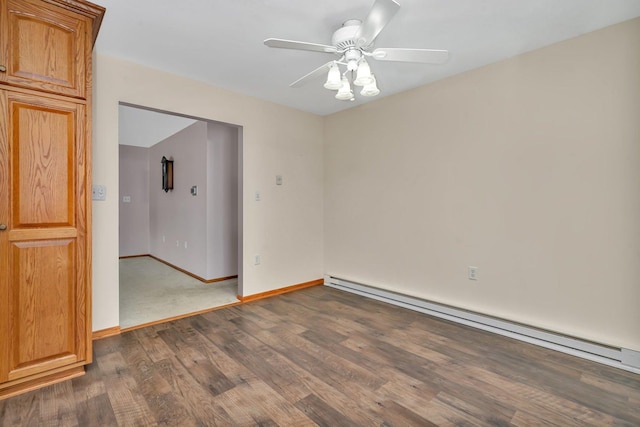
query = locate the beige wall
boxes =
[93,54,324,331]
[324,18,640,351]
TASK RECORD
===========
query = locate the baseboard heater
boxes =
[324,276,640,374]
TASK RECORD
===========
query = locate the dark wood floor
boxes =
[1,286,639,426]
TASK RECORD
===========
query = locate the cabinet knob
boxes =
[0,224,6,231]
[0,65,6,72]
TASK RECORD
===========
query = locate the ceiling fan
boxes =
[264,0,448,101]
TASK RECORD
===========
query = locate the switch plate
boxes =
[92,185,106,201]
[191,186,198,196]
[468,266,478,280]
[254,255,261,265]
[276,175,283,185]
[255,191,261,201]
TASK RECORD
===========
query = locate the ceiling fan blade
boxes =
[355,0,400,48]
[290,61,334,88]
[371,48,449,64]
[264,38,337,54]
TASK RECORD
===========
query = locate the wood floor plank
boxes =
[1,285,639,426]
[37,381,80,427]
[130,324,181,363]
[75,393,118,427]
[97,352,158,427]
[151,356,234,426]
[0,392,40,427]
[375,399,440,427]
[251,324,387,393]
[293,393,356,427]
[157,323,237,397]
[214,377,312,426]
[482,347,640,425]
[455,364,618,426]
[72,360,108,402]
[202,310,386,425]
[115,333,197,427]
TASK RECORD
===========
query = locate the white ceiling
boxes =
[96,0,640,117]
[118,105,197,148]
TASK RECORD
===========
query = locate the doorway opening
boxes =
[117,103,243,329]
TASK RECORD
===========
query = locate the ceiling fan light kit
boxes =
[335,77,355,101]
[361,74,380,97]
[323,63,342,90]
[264,0,448,102]
[354,60,373,86]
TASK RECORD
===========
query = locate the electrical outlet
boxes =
[176,240,179,247]
[184,241,188,249]
[468,266,478,280]
[254,255,261,265]
[255,191,261,201]
[276,175,283,185]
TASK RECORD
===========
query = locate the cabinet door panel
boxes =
[12,99,76,227]
[0,0,87,98]
[0,91,88,383]
[7,239,80,381]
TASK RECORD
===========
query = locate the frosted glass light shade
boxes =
[323,64,342,90]
[335,77,354,100]
[360,74,380,97]
[354,60,373,86]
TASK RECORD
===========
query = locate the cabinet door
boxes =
[0,0,88,98]
[0,90,89,383]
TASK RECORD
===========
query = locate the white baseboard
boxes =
[324,276,640,374]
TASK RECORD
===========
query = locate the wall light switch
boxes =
[276,175,283,185]
[92,185,106,201]
[190,186,198,196]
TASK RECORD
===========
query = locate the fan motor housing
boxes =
[332,19,362,51]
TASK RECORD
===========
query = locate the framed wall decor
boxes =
[161,156,174,192]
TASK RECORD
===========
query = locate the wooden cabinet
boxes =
[0,0,91,98]
[0,0,104,399]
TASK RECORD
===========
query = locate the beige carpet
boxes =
[119,256,239,329]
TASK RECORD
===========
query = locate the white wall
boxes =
[324,18,640,351]
[206,123,239,279]
[92,54,324,331]
[118,145,150,256]
[149,121,208,278]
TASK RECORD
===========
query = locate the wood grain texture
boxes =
[1,91,88,387]
[1,0,87,98]
[1,286,639,425]
[237,278,323,302]
[10,95,79,227]
[148,254,239,283]
[0,0,100,397]
[92,327,122,341]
